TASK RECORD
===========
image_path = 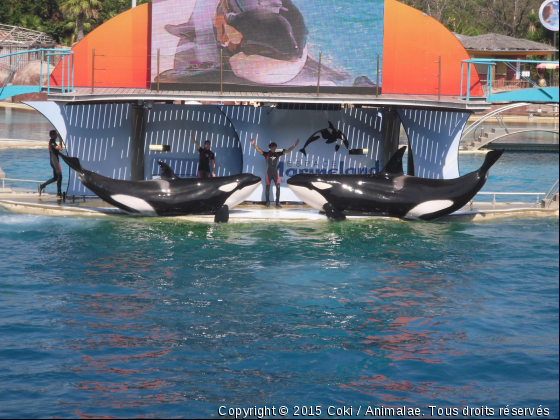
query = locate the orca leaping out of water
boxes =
[299,121,349,157]
[287,147,504,221]
[59,155,261,222]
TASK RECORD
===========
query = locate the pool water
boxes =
[0,125,559,418]
[0,215,558,418]
[0,107,53,141]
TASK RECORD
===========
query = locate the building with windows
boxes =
[455,33,558,90]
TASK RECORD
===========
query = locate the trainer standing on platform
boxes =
[39,130,64,198]
[190,133,216,178]
[250,138,299,208]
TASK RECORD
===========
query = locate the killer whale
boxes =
[223,0,308,62]
[287,147,504,221]
[300,121,350,157]
[59,154,261,222]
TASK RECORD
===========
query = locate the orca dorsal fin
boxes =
[380,146,407,176]
[158,161,178,180]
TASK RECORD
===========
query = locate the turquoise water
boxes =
[0,108,53,141]
[0,214,558,418]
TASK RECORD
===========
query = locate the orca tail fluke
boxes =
[214,205,230,223]
[299,148,307,157]
[59,154,84,174]
[479,149,504,175]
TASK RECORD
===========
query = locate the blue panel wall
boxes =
[31,102,470,201]
[222,105,386,201]
[398,109,470,179]
[63,103,134,195]
[143,105,242,180]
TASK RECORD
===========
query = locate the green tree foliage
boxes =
[20,14,44,32]
[1,0,60,27]
[400,0,556,45]
[60,0,102,42]
[1,0,151,46]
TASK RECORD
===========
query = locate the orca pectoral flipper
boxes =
[214,205,230,223]
[323,203,346,221]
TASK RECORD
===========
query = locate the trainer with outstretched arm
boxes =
[250,138,299,208]
[190,133,217,178]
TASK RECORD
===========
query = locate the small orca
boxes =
[299,121,349,157]
[288,147,504,221]
[59,155,261,222]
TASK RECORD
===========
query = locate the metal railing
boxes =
[544,180,559,199]
[1,177,43,191]
[64,48,450,102]
[1,53,23,90]
[461,58,559,102]
[469,192,547,210]
[462,103,529,140]
[543,179,559,209]
[0,48,74,97]
[86,49,389,97]
[0,24,57,72]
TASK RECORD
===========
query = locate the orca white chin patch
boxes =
[111,195,157,216]
[225,182,260,209]
[288,185,328,211]
[404,200,454,220]
[219,182,239,193]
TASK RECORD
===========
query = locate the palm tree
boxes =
[64,19,94,45]
[60,0,102,42]
[20,15,44,32]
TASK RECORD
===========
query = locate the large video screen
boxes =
[151,0,384,91]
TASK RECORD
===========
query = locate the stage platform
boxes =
[47,88,491,113]
[0,192,557,223]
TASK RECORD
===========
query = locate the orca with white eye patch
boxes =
[287,147,504,221]
[59,155,261,222]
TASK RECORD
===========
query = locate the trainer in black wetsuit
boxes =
[39,130,64,197]
[190,133,216,178]
[250,138,300,208]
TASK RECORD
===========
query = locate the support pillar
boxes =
[382,109,401,169]
[397,109,470,179]
[130,104,146,181]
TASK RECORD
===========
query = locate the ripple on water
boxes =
[1,140,559,418]
[0,214,558,418]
